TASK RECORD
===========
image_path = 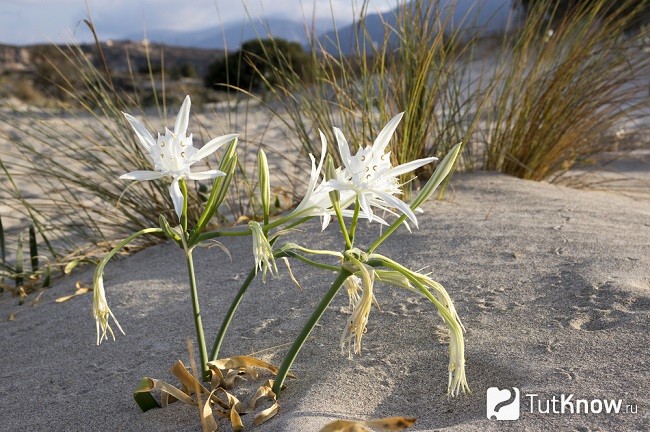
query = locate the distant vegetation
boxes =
[204,38,313,92]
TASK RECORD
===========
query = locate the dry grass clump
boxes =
[482,0,650,180]
[226,0,648,183]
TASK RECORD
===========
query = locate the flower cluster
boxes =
[93,96,468,404]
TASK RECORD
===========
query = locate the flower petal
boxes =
[321,212,332,231]
[358,192,374,222]
[174,95,191,137]
[374,190,419,228]
[322,178,354,192]
[186,170,226,181]
[373,112,404,154]
[119,170,164,181]
[190,134,238,163]
[334,127,352,167]
[169,179,184,221]
[123,113,156,152]
[386,156,438,178]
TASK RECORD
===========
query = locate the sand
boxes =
[1,167,648,431]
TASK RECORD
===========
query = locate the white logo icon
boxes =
[487,387,520,420]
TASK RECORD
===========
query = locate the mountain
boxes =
[123,1,517,53]
[319,0,518,55]
[126,17,331,50]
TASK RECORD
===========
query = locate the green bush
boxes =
[204,38,313,92]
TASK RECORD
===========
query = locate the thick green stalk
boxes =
[333,201,352,250]
[282,251,341,273]
[348,198,360,245]
[272,268,352,396]
[194,216,312,244]
[184,247,209,381]
[210,267,257,360]
[367,214,407,253]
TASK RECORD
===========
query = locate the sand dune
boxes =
[1,169,648,431]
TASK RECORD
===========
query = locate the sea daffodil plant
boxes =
[93,98,469,414]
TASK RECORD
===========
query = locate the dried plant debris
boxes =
[320,416,416,432]
[55,281,91,303]
[134,356,291,430]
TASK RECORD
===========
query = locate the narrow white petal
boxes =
[123,113,156,152]
[169,179,184,221]
[334,127,352,167]
[323,179,354,192]
[315,129,327,179]
[341,208,389,225]
[386,156,438,178]
[373,112,404,154]
[358,192,374,222]
[321,212,332,231]
[174,95,191,137]
[187,170,226,181]
[119,170,164,181]
[190,134,238,163]
[374,190,419,227]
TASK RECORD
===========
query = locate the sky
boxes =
[0,0,397,45]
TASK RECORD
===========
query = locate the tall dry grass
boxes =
[227,0,648,183]
[482,0,650,180]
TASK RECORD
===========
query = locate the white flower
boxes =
[291,131,387,230]
[92,274,124,345]
[120,95,238,220]
[326,113,437,228]
[249,221,277,283]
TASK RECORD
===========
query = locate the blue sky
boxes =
[0,0,397,45]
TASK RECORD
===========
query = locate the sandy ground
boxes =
[1,168,648,431]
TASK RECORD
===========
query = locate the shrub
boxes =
[204,38,313,92]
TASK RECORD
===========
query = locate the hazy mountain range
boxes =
[126,0,516,53]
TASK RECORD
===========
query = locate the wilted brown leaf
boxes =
[253,402,279,426]
[320,416,416,432]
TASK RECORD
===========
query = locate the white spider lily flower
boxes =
[340,262,376,357]
[326,113,437,228]
[120,95,238,220]
[249,221,277,283]
[92,274,124,345]
[291,131,387,230]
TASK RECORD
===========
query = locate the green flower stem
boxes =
[183,245,209,381]
[367,214,407,253]
[272,268,352,397]
[97,228,164,272]
[371,255,459,329]
[333,201,352,250]
[210,267,257,360]
[275,216,312,233]
[194,216,312,245]
[348,198,360,245]
[281,251,341,272]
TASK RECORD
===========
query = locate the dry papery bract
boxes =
[319,416,417,432]
[133,355,416,431]
[133,355,293,431]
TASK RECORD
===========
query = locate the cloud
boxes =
[0,0,397,45]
